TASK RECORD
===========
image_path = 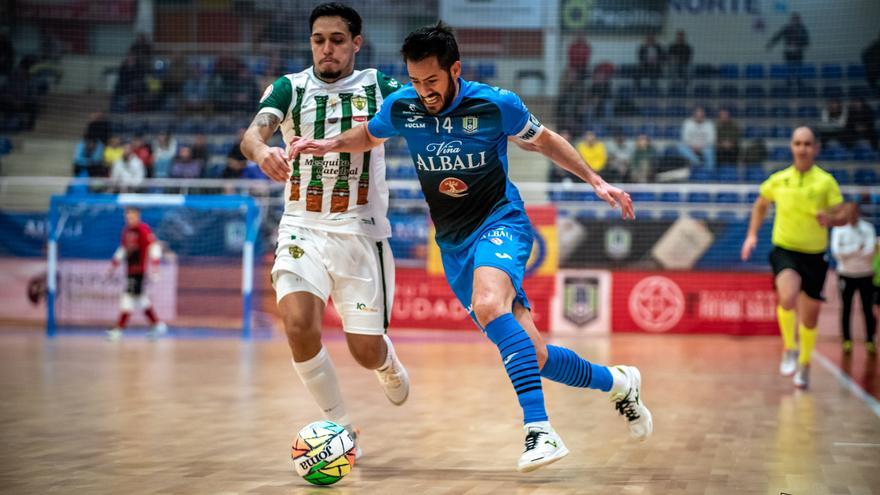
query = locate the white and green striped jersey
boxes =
[257,67,401,238]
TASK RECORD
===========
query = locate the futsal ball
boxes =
[291,420,357,485]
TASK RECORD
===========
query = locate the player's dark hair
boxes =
[401,21,460,71]
[309,3,362,37]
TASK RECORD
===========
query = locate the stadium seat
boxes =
[745,168,767,182]
[693,84,713,98]
[796,105,819,119]
[693,64,716,79]
[476,62,497,80]
[666,84,687,98]
[640,106,662,118]
[0,137,11,155]
[747,191,760,203]
[661,210,679,220]
[689,171,715,183]
[575,210,597,220]
[638,124,659,138]
[716,211,740,222]
[687,191,712,202]
[796,85,817,99]
[744,85,766,99]
[770,64,790,80]
[718,64,739,79]
[853,145,879,162]
[821,64,843,79]
[821,85,843,99]
[616,85,635,98]
[745,126,767,138]
[770,106,791,118]
[689,210,710,220]
[770,146,790,161]
[770,125,792,138]
[829,168,851,184]
[662,125,679,139]
[717,167,740,182]
[660,191,681,202]
[848,85,871,98]
[770,85,792,99]
[621,125,636,137]
[744,64,765,79]
[636,86,661,98]
[716,192,741,203]
[631,191,657,202]
[847,64,866,79]
[665,105,688,118]
[854,168,878,185]
[718,85,739,99]
[798,64,817,80]
[744,105,767,119]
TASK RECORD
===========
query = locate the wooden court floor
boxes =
[1,330,879,495]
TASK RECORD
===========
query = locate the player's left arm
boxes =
[530,128,634,220]
[816,180,855,227]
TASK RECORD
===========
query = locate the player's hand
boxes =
[592,180,635,220]
[256,146,290,182]
[287,137,335,160]
[741,234,757,261]
[816,211,830,228]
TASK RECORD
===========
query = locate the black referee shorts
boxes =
[769,246,829,301]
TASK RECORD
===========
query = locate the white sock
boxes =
[291,347,351,427]
[524,420,552,430]
[609,366,630,396]
[377,334,394,372]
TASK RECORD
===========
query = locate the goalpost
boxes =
[46,194,260,338]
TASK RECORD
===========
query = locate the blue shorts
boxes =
[440,208,534,324]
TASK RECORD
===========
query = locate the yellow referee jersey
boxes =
[759,164,843,254]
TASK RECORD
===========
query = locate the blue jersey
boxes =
[368,78,545,248]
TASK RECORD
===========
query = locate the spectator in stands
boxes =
[666,30,692,84]
[190,134,210,163]
[130,135,153,177]
[589,62,615,123]
[605,128,634,182]
[630,134,656,183]
[72,137,105,177]
[169,146,204,179]
[128,33,154,72]
[677,106,716,171]
[766,12,810,85]
[230,66,260,112]
[715,108,741,165]
[113,54,145,112]
[861,31,880,94]
[210,56,248,112]
[576,131,607,173]
[103,136,124,170]
[84,111,111,144]
[567,35,591,79]
[817,99,848,147]
[111,144,145,190]
[152,131,178,179]
[742,139,768,167]
[636,33,664,89]
[162,53,188,109]
[0,32,15,77]
[555,68,586,135]
[846,97,878,150]
[182,65,211,112]
[830,204,877,354]
[0,59,38,130]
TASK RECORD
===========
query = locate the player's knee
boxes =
[472,291,507,327]
[282,312,319,343]
[777,291,798,310]
[346,334,385,369]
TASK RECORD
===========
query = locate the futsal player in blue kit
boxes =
[286,22,653,472]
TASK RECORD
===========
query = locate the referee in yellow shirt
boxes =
[741,127,855,389]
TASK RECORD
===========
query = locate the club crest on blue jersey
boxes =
[462,115,479,134]
[439,177,469,198]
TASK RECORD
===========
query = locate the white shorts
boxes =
[272,224,394,335]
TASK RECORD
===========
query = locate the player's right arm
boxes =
[741,195,772,261]
[242,112,288,182]
[108,246,124,275]
[288,124,385,159]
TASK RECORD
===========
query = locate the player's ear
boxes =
[353,34,363,53]
[450,60,462,79]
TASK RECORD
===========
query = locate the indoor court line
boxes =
[814,350,880,419]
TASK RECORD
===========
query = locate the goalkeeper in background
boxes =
[106,207,167,340]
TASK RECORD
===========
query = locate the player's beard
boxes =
[317,68,343,81]
[424,72,457,114]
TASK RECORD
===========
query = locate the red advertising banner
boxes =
[18,0,136,22]
[611,272,778,335]
[323,268,555,332]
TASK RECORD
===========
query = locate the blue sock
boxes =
[484,313,548,424]
[541,345,613,392]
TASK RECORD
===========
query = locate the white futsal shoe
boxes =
[779,349,798,376]
[610,366,653,442]
[793,363,810,389]
[147,321,168,340]
[375,336,410,405]
[105,328,123,341]
[517,422,569,473]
